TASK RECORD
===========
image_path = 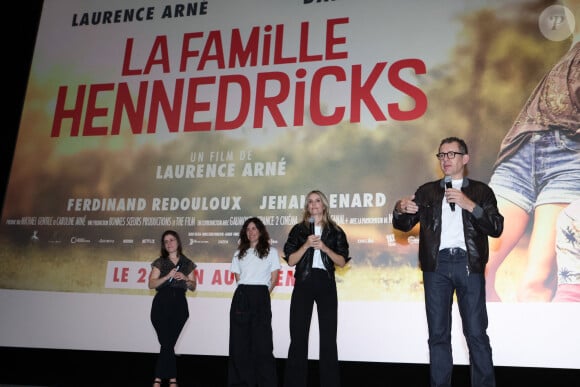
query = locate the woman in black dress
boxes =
[148,230,197,387]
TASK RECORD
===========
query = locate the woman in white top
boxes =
[228,216,281,387]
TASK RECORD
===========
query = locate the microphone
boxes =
[309,217,315,235]
[169,264,180,283]
[444,176,455,211]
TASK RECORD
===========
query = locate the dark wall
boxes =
[2,0,43,207]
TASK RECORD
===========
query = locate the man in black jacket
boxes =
[393,137,503,387]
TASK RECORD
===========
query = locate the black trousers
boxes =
[228,284,277,387]
[150,288,189,379]
[284,269,340,387]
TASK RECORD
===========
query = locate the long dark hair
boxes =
[237,217,271,259]
[160,230,183,258]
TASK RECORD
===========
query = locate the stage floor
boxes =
[0,347,577,387]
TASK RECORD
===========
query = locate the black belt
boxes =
[440,247,466,255]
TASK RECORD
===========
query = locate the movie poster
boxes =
[1,0,578,367]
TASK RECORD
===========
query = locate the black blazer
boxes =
[283,221,350,283]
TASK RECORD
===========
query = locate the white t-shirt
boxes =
[230,247,281,286]
[312,225,326,269]
[440,178,467,251]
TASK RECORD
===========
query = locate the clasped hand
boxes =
[171,269,186,281]
[445,188,475,211]
[307,234,325,252]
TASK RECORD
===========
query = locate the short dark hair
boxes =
[440,136,468,154]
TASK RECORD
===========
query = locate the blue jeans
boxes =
[490,129,580,211]
[423,248,495,387]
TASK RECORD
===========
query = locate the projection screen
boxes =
[1,0,578,370]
